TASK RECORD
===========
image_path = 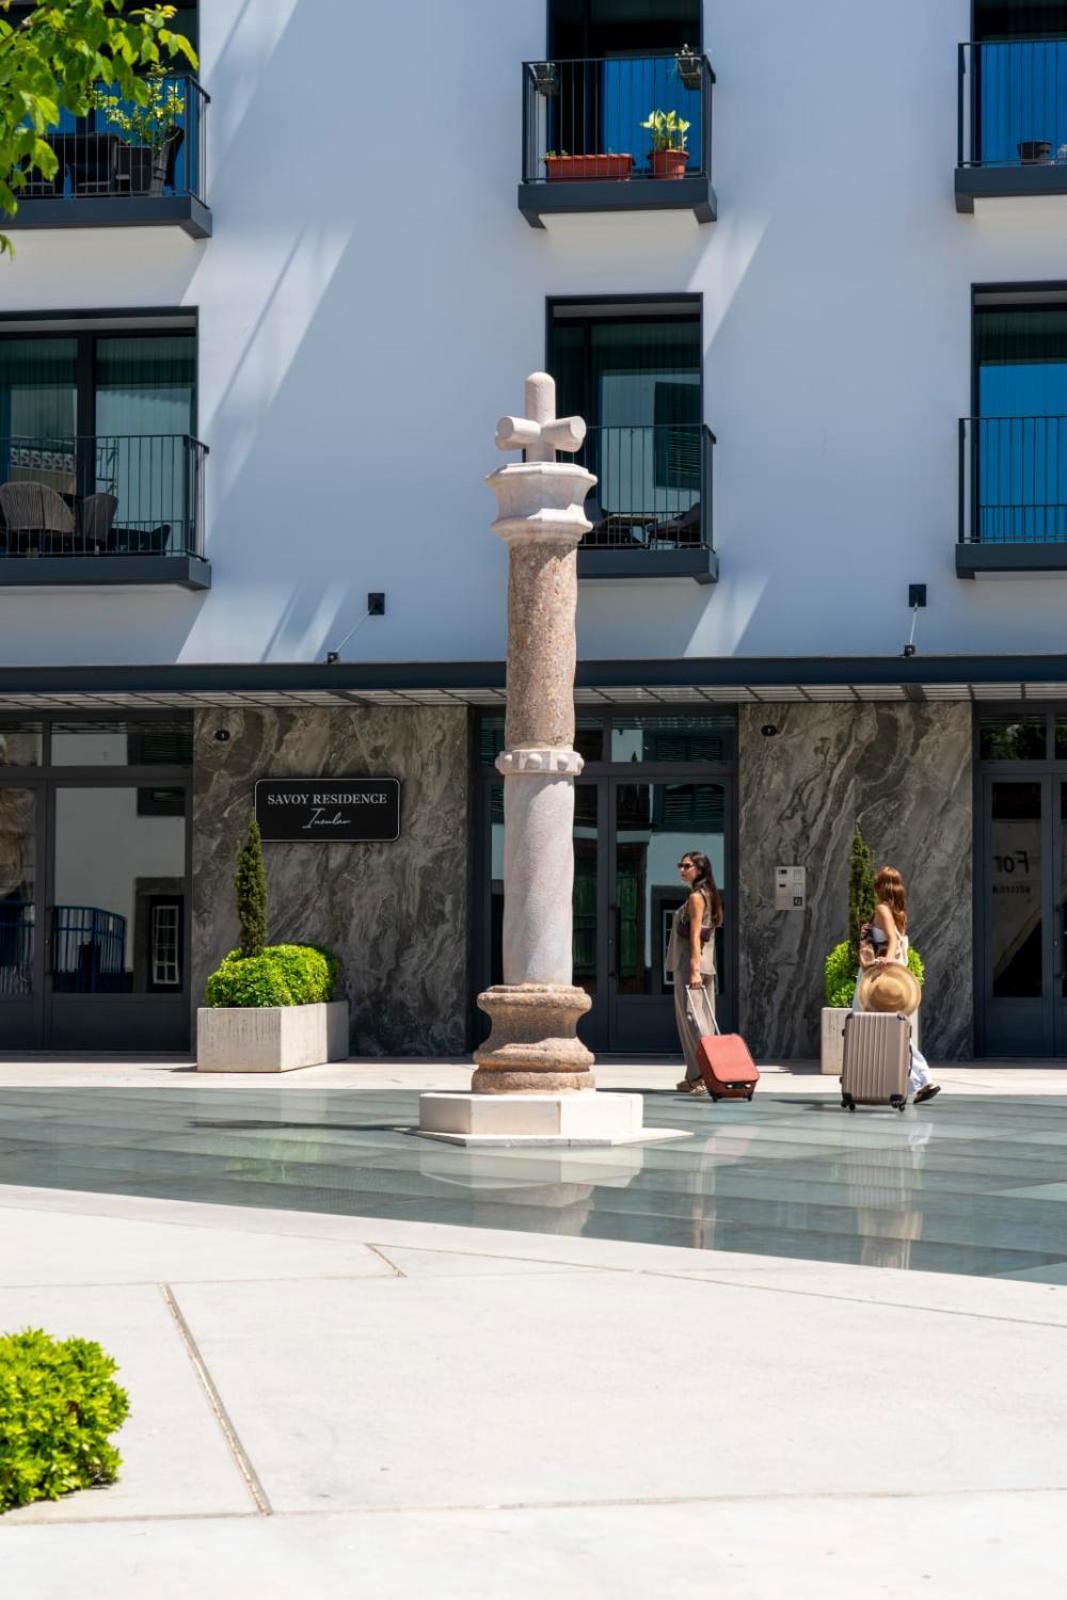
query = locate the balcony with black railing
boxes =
[958,415,1067,575]
[0,434,209,589]
[11,74,209,238]
[575,424,717,582]
[519,52,715,226]
[957,40,1067,211]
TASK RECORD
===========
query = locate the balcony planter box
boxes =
[544,153,633,181]
[115,135,180,196]
[1018,140,1052,164]
[196,1000,349,1073]
[651,149,689,180]
[675,51,702,90]
[820,1005,921,1075]
[531,62,559,96]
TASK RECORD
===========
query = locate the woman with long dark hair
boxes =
[857,865,940,1104]
[668,849,724,1096]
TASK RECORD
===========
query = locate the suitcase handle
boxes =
[686,985,720,1034]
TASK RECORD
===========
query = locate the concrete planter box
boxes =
[820,1005,921,1075]
[196,1001,349,1073]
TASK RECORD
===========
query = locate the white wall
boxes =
[1,0,1065,669]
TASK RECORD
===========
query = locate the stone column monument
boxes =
[473,371,595,1094]
[417,374,687,1147]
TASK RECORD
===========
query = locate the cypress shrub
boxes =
[235,816,267,959]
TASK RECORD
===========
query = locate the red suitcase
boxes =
[687,986,760,1102]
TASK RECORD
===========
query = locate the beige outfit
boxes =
[667,892,717,1083]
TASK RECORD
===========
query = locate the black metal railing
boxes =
[17,74,207,205]
[522,53,713,183]
[959,415,1067,543]
[0,434,206,559]
[576,424,714,551]
[958,40,1067,167]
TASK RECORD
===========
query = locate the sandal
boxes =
[676,1078,708,1096]
[914,1083,941,1104]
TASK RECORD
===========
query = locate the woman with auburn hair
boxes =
[857,865,940,1104]
[668,849,724,1096]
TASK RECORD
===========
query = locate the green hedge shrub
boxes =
[204,943,338,1008]
[824,940,925,1009]
[0,1329,129,1513]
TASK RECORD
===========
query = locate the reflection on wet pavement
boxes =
[1,1088,1067,1280]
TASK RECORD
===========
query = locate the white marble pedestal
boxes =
[416,1091,690,1148]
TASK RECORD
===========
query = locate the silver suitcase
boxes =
[841,1012,909,1113]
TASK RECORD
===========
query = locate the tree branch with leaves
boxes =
[0,0,197,253]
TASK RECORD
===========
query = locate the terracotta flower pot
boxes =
[651,148,689,180]
[543,153,633,181]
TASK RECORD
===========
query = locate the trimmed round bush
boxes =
[824,940,925,1009]
[0,1328,129,1513]
[204,943,338,1008]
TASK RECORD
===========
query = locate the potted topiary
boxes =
[91,72,185,195]
[196,816,348,1073]
[542,149,633,181]
[675,44,703,90]
[821,826,925,1074]
[641,109,690,179]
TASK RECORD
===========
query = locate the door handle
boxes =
[608,903,618,979]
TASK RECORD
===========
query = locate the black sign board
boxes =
[254,778,400,842]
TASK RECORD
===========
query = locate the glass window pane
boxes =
[0,337,77,441]
[1055,718,1067,760]
[0,787,35,995]
[991,781,1043,998]
[0,723,41,766]
[478,715,602,766]
[52,786,185,994]
[51,720,193,767]
[610,712,736,764]
[615,780,725,996]
[95,336,195,437]
[979,716,1047,760]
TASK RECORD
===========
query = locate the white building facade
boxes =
[0,0,1064,1059]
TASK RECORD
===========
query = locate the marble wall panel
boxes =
[738,703,972,1061]
[193,707,470,1056]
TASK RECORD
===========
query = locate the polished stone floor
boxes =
[1,1086,1066,1280]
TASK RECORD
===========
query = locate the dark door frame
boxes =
[470,706,738,1054]
[974,702,1067,1056]
[0,711,193,1052]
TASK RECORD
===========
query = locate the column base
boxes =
[416,1090,691,1148]
[473,982,595,1093]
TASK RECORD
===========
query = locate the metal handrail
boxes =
[575,422,714,552]
[522,51,714,183]
[959,414,1067,544]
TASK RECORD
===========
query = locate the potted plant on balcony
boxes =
[542,149,633,181]
[675,44,703,90]
[91,72,185,195]
[1018,140,1052,164]
[641,109,690,179]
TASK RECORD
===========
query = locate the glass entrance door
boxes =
[982,774,1067,1055]
[611,777,729,1052]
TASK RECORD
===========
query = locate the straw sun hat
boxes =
[857,962,921,1018]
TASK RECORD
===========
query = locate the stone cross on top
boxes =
[495,372,586,463]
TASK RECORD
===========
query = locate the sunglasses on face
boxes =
[678,861,695,870]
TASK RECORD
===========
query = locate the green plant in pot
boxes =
[91,71,185,196]
[204,816,340,1009]
[824,825,925,1009]
[641,109,690,180]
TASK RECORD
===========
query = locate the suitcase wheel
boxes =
[745,1090,755,1102]
[842,1093,855,1112]
[891,1095,906,1113]
[709,1094,721,1103]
